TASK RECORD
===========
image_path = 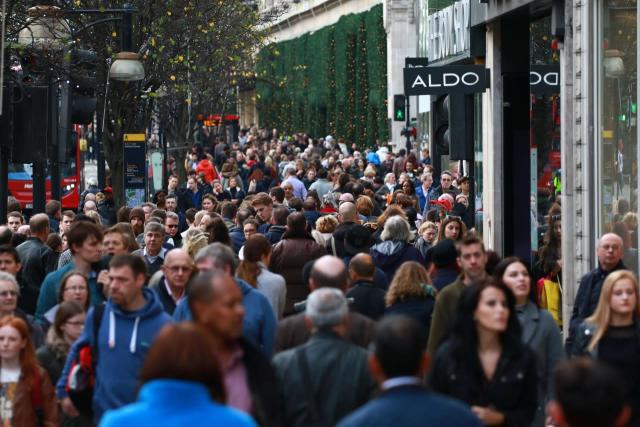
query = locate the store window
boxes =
[530,16,562,280]
[597,0,638,275]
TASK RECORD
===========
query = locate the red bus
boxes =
[7,125,83,210]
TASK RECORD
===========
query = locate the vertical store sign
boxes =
[123,133,147,208]
[427,0,470,62]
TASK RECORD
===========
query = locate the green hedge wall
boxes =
[256,4,388,148]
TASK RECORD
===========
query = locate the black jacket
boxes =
[273,330,375,427]
[16,237,57,314]
[240,338,283,427]
[385,295,435,340]
[152,277,179,315]
[429,340,538,427]
[265,225,286,245]
[567,261,626,351]
[346,281,386,320]
[331,222,357,258]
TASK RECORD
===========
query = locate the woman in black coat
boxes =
[429,279,538,426]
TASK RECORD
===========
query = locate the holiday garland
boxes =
[256,4,388,148]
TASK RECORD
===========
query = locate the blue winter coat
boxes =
[99,379,257,427]
[173,278,276,357]
[56,288,172,421]
[370,241,425,283]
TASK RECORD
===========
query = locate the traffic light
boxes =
[70,49,98,125]
[432,94,473,160]
[393,94,406,122]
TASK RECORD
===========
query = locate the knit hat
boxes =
[129,207,145,221]
[431,239,458,268]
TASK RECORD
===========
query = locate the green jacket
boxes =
[427,275,466,356]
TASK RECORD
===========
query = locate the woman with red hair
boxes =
[0,316,58,426]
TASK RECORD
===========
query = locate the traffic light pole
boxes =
[405,95,411,153]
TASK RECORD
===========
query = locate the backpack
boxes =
[65,303,105,415]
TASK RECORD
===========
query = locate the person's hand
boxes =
[471,406,505,426]
[60,397,79,417]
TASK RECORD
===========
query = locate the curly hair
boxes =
[437,216,467,243]
[385,261,433,307]
[376,205,407,229]
[315,215,338,233]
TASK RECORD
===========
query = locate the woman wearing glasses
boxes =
[42,271,90,333]
[0,272,44,348]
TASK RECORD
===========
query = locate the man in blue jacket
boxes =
[337,315,482,427]
[57,254,172,422]
[173,243,276,357]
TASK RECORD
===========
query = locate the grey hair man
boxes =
[273,287,375,427]
[131,222,167,278]
[173,243,276,356]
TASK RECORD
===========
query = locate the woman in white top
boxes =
[236,234,286,319]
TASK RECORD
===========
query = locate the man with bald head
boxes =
[153,249,194,315]
[567,233,626,350]
[275,255,376,353]
[347,254,386,320]
[83,199,98,214]
[188,271,282,425]
[331,201,359,258]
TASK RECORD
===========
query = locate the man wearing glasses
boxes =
[164,212,182,248]
[435,170,459,198]
[154,249,194,315]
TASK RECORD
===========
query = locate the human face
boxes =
[165,198,177,212]
[441,174,453,189]
[229,177,237,188]
[60,313,85,343]
[165,218,179,237]
[0,281,17,315]
[0,254,20,276]
[61,215,73,233]
[0,325,25,362]
[163,252,193,289]
[444,221,461,240]
[307,170,316,180]
[254,204,272,222]
[7,216,21,233]
[422,227,437,244]
[62,274,89,306]
[402,181,412,193]
[474,287,509,333]
[553,220,561,240]
[108,266,145,310]
[610,278,638,317]
[597,234,624,271]
[461,180,470,193]
[142,206,152,221]
[199,214,213,231]
[201,276,245,341]
[130,217,144,235]
[422,175,433,190]
[168,177,178,190]
[283,185,294,199]
[188,178,197,191]
[457,243,487,281]
[244,224,257,239]
[144,231,163,256]
[501,262,531,304]
[214,182,223,193]
[202,198,214,212]
[103,232,127,256]
[74,235,103,264]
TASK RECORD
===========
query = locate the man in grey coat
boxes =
[273,288,375,427]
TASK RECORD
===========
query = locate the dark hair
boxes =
[317,169,328,179]
[107,223,140,252]
[485,250,502,275]
[269,186,285,203]
[374,315,427,378]
[449,278,522,363]
[303,199,317,211]
[272,206,290,226]
[45,200,61,216]
[150,209,167,223]
[455,234,485,256]
[205,217,231,246]
[288,198,303,212]
[46,233,63,253]
[237,235,271,287]
[52,300,85,339]
[0,227,11,245]
[283,212,310,239]
[66,221,104,255]
[188,271,225,315]
[109,253,148,279]
[140,323,226,402]
[116,206,131,223]
[185,208,198,223]
[493,257,535,302]
[57,270,90,310]
[0,245,19,264]
[554,359,627,427]
[220,202,237,219]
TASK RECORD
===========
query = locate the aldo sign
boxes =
[530,65,560,95]
[404,65,490,96]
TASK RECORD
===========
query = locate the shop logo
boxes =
[530,65,560,95]
[404,65,490,95]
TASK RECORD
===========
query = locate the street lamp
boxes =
[17,6,71,50]
[109,52,145,82]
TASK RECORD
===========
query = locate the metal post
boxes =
[96,114,105,188]
[162,128,168,190]
[405,95,411,153]
[32,160,46,214]
[122,4,133,51]
[50,78,62,201]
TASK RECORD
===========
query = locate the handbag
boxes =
[66,303,105,415]
[537,275,562,327]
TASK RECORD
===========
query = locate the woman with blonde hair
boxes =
[570,269,640,425]
[182,229,210,260]
[385,262,436,338]
[311,215,338,248]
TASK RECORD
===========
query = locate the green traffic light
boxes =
[396,110,404,120]
[619,114,627,122]
[632,103,638,114]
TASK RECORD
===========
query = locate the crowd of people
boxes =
[0,128,635,426]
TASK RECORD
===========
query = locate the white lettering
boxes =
[543,72,559,86]
[428,74,442,87]
[461,72,480,86]
[412,75,427,88]
[443,73,460,86]
[427,0,469,61]
[530,71,542,85]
